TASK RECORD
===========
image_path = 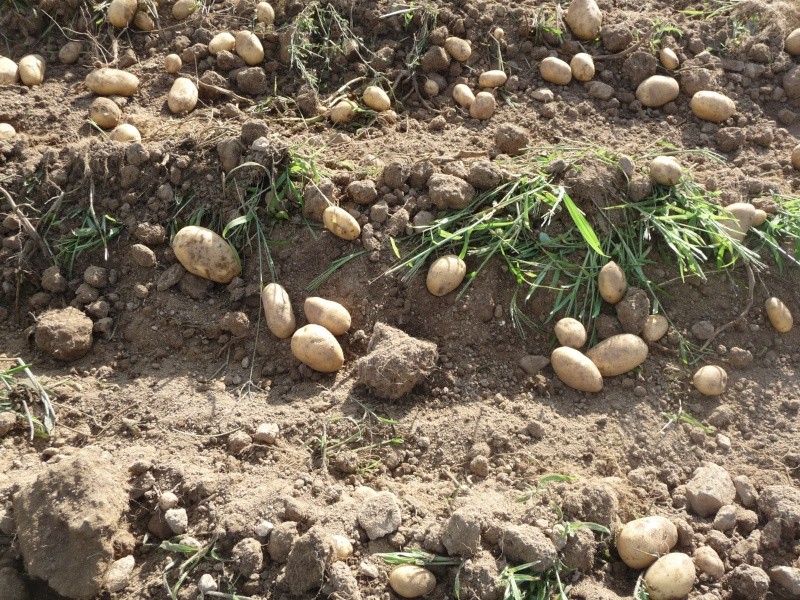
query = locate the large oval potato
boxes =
[209,32,236,55]
[323,206,361,241]
[479,70,507,88]
[554,318,587,349]
[107,0,137,27]
[540,57,572,85]
[551,347,603,392]
[256,1,275,25]
[172,225,241,283]
[659,47,679,69]
[164,54,182,74]
[109,123,141,142]
[304,297,351,335]
[788,28,800,55]
[18,54,45,86]
[718,202,755,242]
[644,553,696,600]
[453,83,475,108]
[565,0,602,40]
[172,0,197,20]
[692,365,727,396]
[426,254,466,296]
[291,324,344,372]
[444,37,471,62]
[636,76,679,108]
[235,31,264,66]
[167,77,199,114]
[598,261,627,304]
[86,68,140,96]
[641,314,669,342]
[133,9,155,31]
[389,565,437,599]
[586,333,648,376]
[616,516,678,570]
[570,53,595,81]
[649,156,682,186]
[363,85,391,111]
[690,91,735,123]
[469,91,496,120]
[0,56,19,84]
[329,100,356,124]
[90,97,122,128]
[765,297,793,333]
[261,283,295,339]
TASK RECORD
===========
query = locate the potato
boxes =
[692,365,727,396]
[540,57,572,85]
[323,206,361,241]
[690,90,735,123]
[389,565,436,599]
[164,54,182,74]
[551,347,603,392]
[693,546,724,580]
[423,78,439,96]
[90,97,122,128]
[426,254,466,296]
[641,314,669,342]
[261,283,295,339]
[453,83,475,108]
[598,260,627,304]
[133,10,155,31]
[788,28,800,56]
[570,53,595,81]
[0,123,15,140]
[554,318,586,349]
[331,535,353,561]
[444,37,471,62]
[109,123,141,143]
[172,225,242,284]
[718,202,755,242]
[469,91,496,120]
[167,77,199,114]
[586,333,648,376]
[752,209,767,227]
[304,297,351,335]
[208,32,236,55]
[0,56,19,84]
[478,70,507,88]
[256,1,275,25]
[565,0,602,40]
[649,156,681,186]
[172,0,197,20]
[363,85,391,111]
[765,297,793,333]
[86,68,140,96]
[329,100,356,124]
[18,54,45,86]
[644,553,696,600]
[659,47,679,69]
[58,41,83,65]
[108,0,137,27]
[235,31,264,66]
[617,516,678,569]
[290,324,344,373]
[635,75,679,107]
[791,144,800,170]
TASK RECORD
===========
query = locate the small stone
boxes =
[531,88,554,102]
[159,491,179,511]
[694,546,724,579]
[725,564,770,599]
[692,320,716,340]
[358,491,401,540]
[428,174,475,209]
[769,566,800,597]
[228,430,252,453]
[130,244,157,268]
[441,510,482,557]
[469,455,489,477]
[219,311,250,337]
[198,573,218,593]
[41,266,68,293]
[164,508,188,534]
[494,123,528,155]
[0,411,17,436]
[733,476,757,508]
[255,520,274,538]
[686,462,736,517]
[105,555,135,592]
[348,180,378,204]
[712,504,737,531]
[519,354,549,376]
[35,307,93,361]
[253,422,279,444]
[83,265,109,288]
[499,525,557,570]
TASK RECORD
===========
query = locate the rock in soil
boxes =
[441,509,482,557]
[104,555,135,592]
[13,448,128,599]
[327,561,362,600]
[499,525,557,569]
[758,485,800,527]
[358,490,402,540]
[356,323,437,399]
[561,527,597,572]
[725,564,770,599]
[268,521,298,562]
[427,173,476,210]
[34,307,93,361]
[278,525,333,596]
[769,566,800,597]
[685,462,736,517]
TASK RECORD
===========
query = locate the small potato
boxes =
[291,324,344,373]
[586,333,648,376]
[172,0,197,20]
[616,516,678,569]
[58,41,83,65]
[469,91,496,120]
[765,297,793,333]
[453,83,475,108]
[18,54,45,86]
[304,297,351,335]
[423,78,440,96]
[323,206,361,241]
[86,68,140,96]
[551,347,603,392]
[331,535,353,561]
[478,70,507,88]
[659,47,679,69]
[565,0,602,40]
[261,283,295,339]
[718,202,755,242]
[692,365,727,396]
[389,565,436,599]
[0,56,19,84]
[570,53,595,82]
[641,314,669,342]
[690,90,735,123]
[167,77,199,114]
[0,123,15,140]
[172,225,241,284]
[329,100,356,124]
[794,144,800,170]
[693,546,724,580]
[209,32,236,55]
[90,97,122,129]
[426,254,466,296]
[554,318,586,349]
[636,75,679,108]
[644,553,696,600]
[164,54,182,73]
[363,85,390,111]
[649,156,681,186]
[133,10,155,31]
[107,0,137,27]
[788,28,800,55]
[540,57,572,85]
[256,1,275,25]
[235,30,264,66]
[752,209,767,227]
[444,37,471,62]
[598,261,627,304]
[109,123,141,142]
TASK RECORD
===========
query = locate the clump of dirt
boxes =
[34,308,93,361]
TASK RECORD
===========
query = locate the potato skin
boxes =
[86,68,140,96]
[323,206,361,241]
[649,156,681,186]
[453,84,475,108]
[172,225,241,283]
[389,565,437,599]
[261,283,295,339]
[426,254,466,296]
[598,261,627,304]
[692,365,727,396]
[586,334,648,376]
[570,53,595,81]
[765,297,793,333]
[644,553,696,600]
[479,70,507,88]
[540,57,572,85]
[167,77,199,114]
[565,0,602,40]
[690,91,735,123]
[0,56,19,84]
[18,54,45,86]
[554,318,587,349]
[551,347,603,392]
[718,202,754,242]
[444,37,471,62]
[363,86,391,111]
[107,0,137,27]
[90,97,122,129]
[641,314,669,342]
[329,100,356,124]
[635,76,679,108]
[304,297,351,335]
[109,124,141,143]
[235,31,264,66]
[291,324,344,373]
[616,516,678,569]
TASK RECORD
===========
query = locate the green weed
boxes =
[0,359,55,441]
[52,204,121,277]
[679,0,747,19]
[516,473,577,504]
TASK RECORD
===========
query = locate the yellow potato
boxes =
[426,254,466,296]
[235,31,264,65]
[109,123,141,143]
[644,553,696,600]
[554,318,587,349]
[304,297,351,336]
[389,565,436,599]
[444,37,471,62]
[598,261,627,304]
[469,91,495,120]
[423,78,440,96]
[331,535,353,561]
[108,0,137,27]
[133,10,155,31]
[636,76,679,108]
[167,77,199,114]
[659,47,679,69]
[363,85,391,111]
[565,0,602,40]
[718,202,755,242]
[570,53,595,81]
[752,209,767,227]
[261,283,295,339]
[291,324,344,373]
[586,333,648,376]
[86,68,140,96]
[693,546,724,580]
[172,0,197,20]
[641,314,669,342]
[323,206,361,241]
[164,54,182,74]
[90,97,122,129]
[649,156,681,186]
[58,41,83,64]
[788,28,800,55]
[18,54,45,86]
[329,100,356,124]
[551,347,603,392]
[478,70,507,88]
[690,91,735,123]
[765,297,793,333]
[256,1,275,25]
[692,365,727,396]
[208,32,236,55]
[172,225,241,283]
[540,57,572,85]
[616,516,678,569]
[0,56,18,84]
[0,123,15,140]
[453,83,475,108]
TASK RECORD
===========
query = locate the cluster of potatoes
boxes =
[84,68,144,142]
[0,53,46,138]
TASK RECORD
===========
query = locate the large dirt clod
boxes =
[34,307,93,361]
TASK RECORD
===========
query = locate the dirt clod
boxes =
[441,509,482,557]
[279,525,333,595]
[686,462,736,517]
[35,307,93,361]
[725,564,770,599]
[615,287,650,335]
[358,490,401,540]
[498,525,557,570]
[231,537,264,577]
